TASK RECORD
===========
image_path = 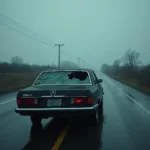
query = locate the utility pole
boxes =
[55,44,64,69]
[77,57,81,68]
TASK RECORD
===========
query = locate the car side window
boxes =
[92,72,97,84]
[93,72,98,81]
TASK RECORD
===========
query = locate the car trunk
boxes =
[18,85,92,97]
[17,85,94,108]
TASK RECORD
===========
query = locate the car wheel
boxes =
[30,116,42,124]
[88,109,100,126]
[99,96,103,109]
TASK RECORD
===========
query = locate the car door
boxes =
[92,72,103,98]
[91,72,100,99]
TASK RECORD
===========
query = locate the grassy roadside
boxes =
[108,75,150,96]
[0,73,38,93]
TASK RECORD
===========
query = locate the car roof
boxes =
[43,68,94,73]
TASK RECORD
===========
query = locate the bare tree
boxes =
[101,64,109,72]
[123,49,141,69]
[11,56,23,65]
[101,63,113,75]
[113,59,120,68]
[112,59,121,74]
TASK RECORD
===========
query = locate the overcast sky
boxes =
[0,0,149,70]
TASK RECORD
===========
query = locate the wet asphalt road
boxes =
[0,73,150,150]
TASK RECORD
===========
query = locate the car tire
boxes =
[88,109,100,126]
[30,116,42,124]
[100,96,103,108]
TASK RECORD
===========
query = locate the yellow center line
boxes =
[52,123,70,150]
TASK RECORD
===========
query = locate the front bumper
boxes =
[15,104,99,117]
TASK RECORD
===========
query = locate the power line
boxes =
[0,20,54,47]
[0,14,67,68]
[0,13,55,46]
[0,13,46,41]
[0,13,95,69]
[0,13,55,45]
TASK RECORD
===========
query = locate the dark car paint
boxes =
[17,85,94,98]
[88,71,103,101]
[17,108,97,118]
[17,70,103,102]
[15,69,103,117]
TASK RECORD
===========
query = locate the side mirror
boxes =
[97,79,103,83]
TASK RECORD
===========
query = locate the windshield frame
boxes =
[32,70,92,86]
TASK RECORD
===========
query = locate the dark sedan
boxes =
[15,69,104,125]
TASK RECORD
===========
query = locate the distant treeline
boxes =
[0,62,56,73]
[0,56,80,73]
[0,56,79,93]
[0,56,57,93]
[0,56,57,73]
[101,49,150,93]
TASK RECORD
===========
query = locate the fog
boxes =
[0,0,150,70]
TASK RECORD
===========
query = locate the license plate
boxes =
[47,99,62,107]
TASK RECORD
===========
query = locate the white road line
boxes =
[125,94,150,116]
[0,99,15,105]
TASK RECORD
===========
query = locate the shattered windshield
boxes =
[33,71,91,85]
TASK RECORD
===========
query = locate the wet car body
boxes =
[15,69,104,124]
